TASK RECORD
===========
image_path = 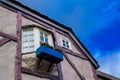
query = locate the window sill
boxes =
[22,51,36,55]
[61,46,71,50]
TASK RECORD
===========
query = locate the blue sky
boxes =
[17,0,120,78]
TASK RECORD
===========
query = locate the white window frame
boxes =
[22,28,34,53]
[40,31,48,43]
[61,38,71,49]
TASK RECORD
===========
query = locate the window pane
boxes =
[66,44,69,48]
[23,42,29,47]
[40,36,44,42]
[23,30,28,35]
[23,36,28,42]
[45,38,48,43]
[62,40,65,43]
[66,41,69,45]
[66,41,70,48]
[63,43,66,47]
[45,34,48,38]
[62,40,66,47]
[29,29,34,34]
[40,32,43,36]
[29,35,34,41]
[29,47,34,52]
[22,28,35,53]
[29,41,34,46]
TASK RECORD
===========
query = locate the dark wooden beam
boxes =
[0,38,10,46]
[15,11,22,80]
[57,63,63,80]
[52,28,63,80]
[0,32,17,42]
[58,46,88,61]
[22,67,58,79]
[22,67,50,79]
[52,28,58,48]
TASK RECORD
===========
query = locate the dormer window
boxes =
[40,32,48,43]
[61,39,71,49]
[22,28,34,53]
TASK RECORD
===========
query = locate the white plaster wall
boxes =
[67,54,95,80]
[22,17,51,32]
[61,57,81,80]
[34,27,40,51]
[0,41,16,80]
[22,17,39,27]
[0,6,17,37]
[22,52,36,70]
[22,73,50,80]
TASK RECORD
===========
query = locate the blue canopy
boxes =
[36,45,63,64]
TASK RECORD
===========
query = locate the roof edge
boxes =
[97,70,120,79]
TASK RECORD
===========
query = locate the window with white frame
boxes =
[22,28,34,53]
[61,39,71,49]
[40,32,48,43]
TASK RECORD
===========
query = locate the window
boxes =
[22,29,34,53]
[40,32,48,43]
[61,39,71,49]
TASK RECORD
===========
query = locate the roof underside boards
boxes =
[1,0,99,69]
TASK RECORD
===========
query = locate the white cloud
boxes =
[96,50,120,78]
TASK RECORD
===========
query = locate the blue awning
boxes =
[36,45,63,64]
